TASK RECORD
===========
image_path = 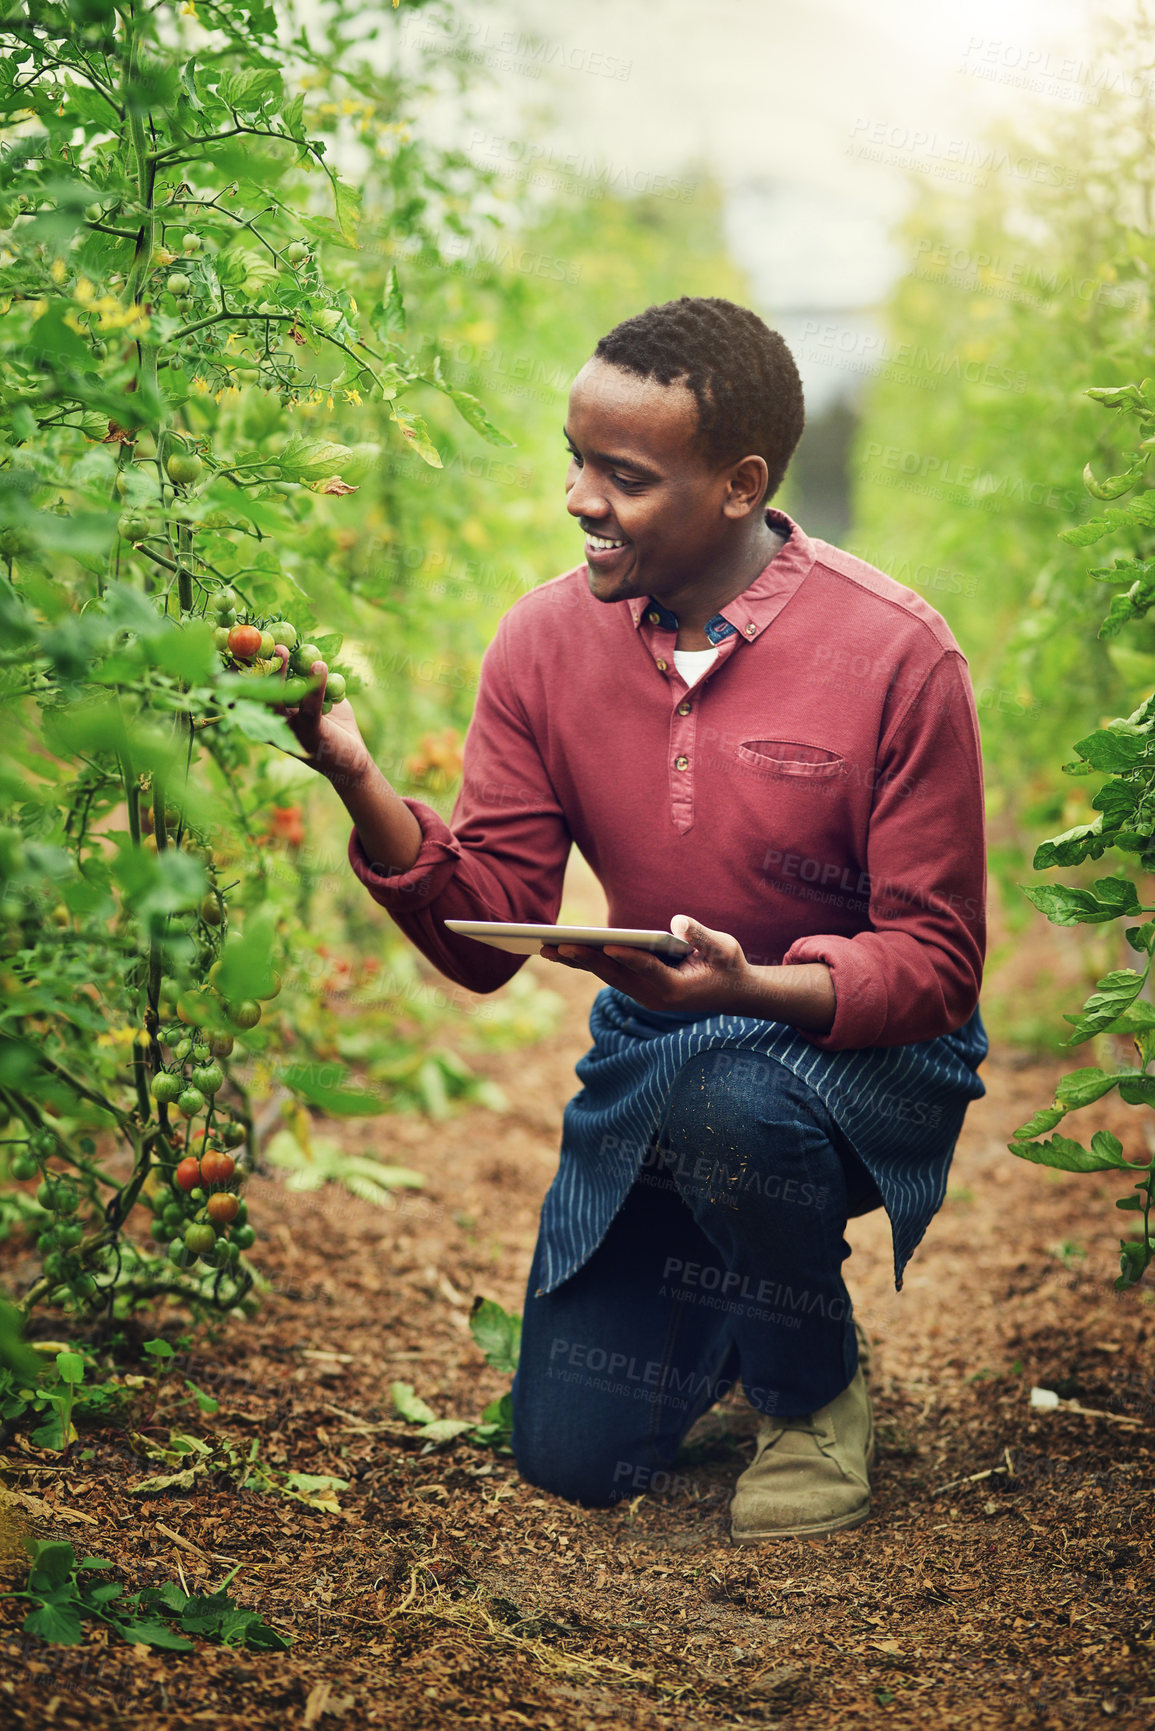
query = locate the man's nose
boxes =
[566,467,606,519]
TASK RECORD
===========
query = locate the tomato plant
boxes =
[1011,381,1155,1288]
[0,0,510,1331]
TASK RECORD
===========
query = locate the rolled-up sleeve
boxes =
[784,651,986,1050]
[348,614,572,994]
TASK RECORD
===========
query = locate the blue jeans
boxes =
[511,1045,883,1506]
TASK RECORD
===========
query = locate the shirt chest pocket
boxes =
[736,739,845,779]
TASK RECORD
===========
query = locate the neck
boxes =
[660,517,786,649]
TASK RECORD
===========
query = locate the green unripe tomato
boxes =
[209,1032,235,1060]
[200,893,223,926]
[215,588,239,619]
[177,1085,206,1117]
[37,1231,59,1255]
[192,1061,224,1096]
[31,1130,55,1158]
[189,1186,205,1203]
[192,1043,211,1063]
[166,272,191,297]
[12,1153,39,1181]
[212,626,230,652]
[169,1236,194,1269]
[42,1251,65,1281]
[85,202,104,223]
[324,672,346,705]
[258,630,275,658]
[151,1071,183,1105]
[232,1198,249,1226]
[58,1222,84,1249]
[166,451,203,487]
[151,1217,171,1242]
[229,1000,261,1030]
[255,971,282,1002]
[286,240,309,265]
[184,1222,216,1256]
[71,1273,97,1300]
[162,1204,186,1232]
[268,620,297,650]
[181,232,202,255]
[174,1038,193,1063]
[292,643,323,674]
[118,510,151,541]
[232,1223,256,1250]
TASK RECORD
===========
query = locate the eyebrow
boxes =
[563,426,664,482]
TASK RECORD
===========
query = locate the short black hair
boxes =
[593,296,805,501]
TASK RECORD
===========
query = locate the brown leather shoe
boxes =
[729,1367,875,1542]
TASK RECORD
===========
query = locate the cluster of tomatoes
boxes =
[210,590,347,713]
[150,1127,254,1271]
[12,1131,99,1303]
[148,1019,253,1269]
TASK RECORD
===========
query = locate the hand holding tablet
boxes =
[443,920,693,961]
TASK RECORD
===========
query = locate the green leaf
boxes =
[441,383,514,448]
[469,1296,521,1376]
[377,266,405,333]
[1064,970,1147,1044]
[1054,1067,1123,1108]
[26,1542,77,1594]
[1110,1000,1155,1034]
[1033,823,1103,870]
[143,1339,175,1360]
[1023,878,1140,926]
[1091,1130,1127,1164]
[390,409,442,468]
[279,1061,386,1116]
[391,1381,438,1426]
[1012,1106,1066,1139]
[23,1598,84,1646]
[211,904,278,1004]
[111,1618,194,1651]
[55,1352,84,1385]
[1118,1074,1155,1106]
[1072,727,1153,771]
[1010,1132,1132,1172]
[272,438,354,481]
[331,176,361,243]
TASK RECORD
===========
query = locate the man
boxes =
[282,296,987,1541]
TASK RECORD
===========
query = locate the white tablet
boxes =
[443,920,693,959]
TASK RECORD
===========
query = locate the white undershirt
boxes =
[672,646,719,688]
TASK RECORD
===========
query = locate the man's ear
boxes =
[722,454,770,519]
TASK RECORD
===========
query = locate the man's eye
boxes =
[612,474,643,491]
[565,447,582,466]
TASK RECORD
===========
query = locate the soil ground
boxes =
[2,857,1154,1730]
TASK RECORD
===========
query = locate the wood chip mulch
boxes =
[2,936,1153,1730]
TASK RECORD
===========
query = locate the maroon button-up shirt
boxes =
[349,511,985,1050]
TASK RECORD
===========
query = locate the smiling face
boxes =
[564,358,770,614]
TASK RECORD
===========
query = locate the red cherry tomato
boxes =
[200,1150,236,1187]
[227,624,262,660]
[175,1156,202,1192]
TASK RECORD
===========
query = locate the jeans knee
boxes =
[511,1433,624,1507]
[659,1047,783,1153]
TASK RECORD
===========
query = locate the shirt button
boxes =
[677,701,691,716]
[744,621,757,636]
[647,609,662,625]
[656,658,668,672]
[674,755,689,771]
